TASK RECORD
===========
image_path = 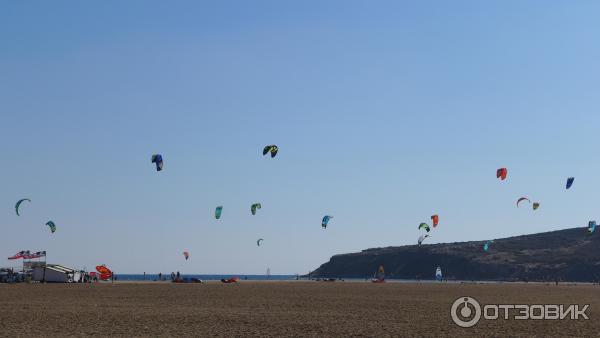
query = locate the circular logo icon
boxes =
[451,296,481,328]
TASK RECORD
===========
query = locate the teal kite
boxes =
[46,221,56,234]
[251,203,261,215]
[589,221,596,234]
[418,223,430,233]
[215,206,223,220]
[483,240,494,252]
[15,198,31,216]
[322,215,333,228]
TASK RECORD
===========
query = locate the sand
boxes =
[1,281,599,337]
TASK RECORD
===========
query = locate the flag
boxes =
[8,250,30,260]
[24,251,46,259]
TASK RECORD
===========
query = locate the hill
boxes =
[310,227,600,282]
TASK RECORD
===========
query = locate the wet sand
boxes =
[1,281,598,337]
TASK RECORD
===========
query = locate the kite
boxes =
[418,222,430,233]
[257,238,263,246]
[431,215,439,227]
[566,177,575,190]
[215,206,223,220]
[151,154,163,171]
[516,197,531,207]
[251,203,261,215]
[96,265,113,280]
[418,234,430,246]
[496,168,507,180]
[46,221,56,234]
[483,240,494,252]
[532,202,540,210]
[262,145,278,158]
[183,251,189,260]
[15,198,31,216]
[322,215,333,228]
[372,265,385,283]
[435,266,442,281]
[589,221,596,234]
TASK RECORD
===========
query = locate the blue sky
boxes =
[2,1,600,274]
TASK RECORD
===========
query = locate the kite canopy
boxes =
[516,197,531,207]
[566,177,575,189]
[589,221,596,234]
[215,206,223,220]
[15,198,31,216]
[418,222,430,233]
[322,215,333,228]
[431,215,439,227]
[46,221,56,234]
[532,202,540,210]
[374,265,385,282]
[483,240,494,252]
[183,251,189,260]
[262,145,279,158]
[418,234,430,246]
[251,203,262,215]
[96,265,113,280]
[496,168,507,180]
[151,154,163,171]
[257,238,263,246]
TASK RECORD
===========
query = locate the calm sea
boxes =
[115,274,297,281]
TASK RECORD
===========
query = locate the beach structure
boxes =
[32,264,81,283]
[0,268,24,283]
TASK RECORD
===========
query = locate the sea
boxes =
[114,274,297,281]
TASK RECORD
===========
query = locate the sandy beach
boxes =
[1,281,599,337]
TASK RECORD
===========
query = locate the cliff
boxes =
[310,227,600,282]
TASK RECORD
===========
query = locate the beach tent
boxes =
[32,264,78,283]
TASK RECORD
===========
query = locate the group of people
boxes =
[148,271,181,282]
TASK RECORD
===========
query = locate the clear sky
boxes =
[2,1,600,274]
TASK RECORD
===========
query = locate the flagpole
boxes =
[42,251,47,283]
